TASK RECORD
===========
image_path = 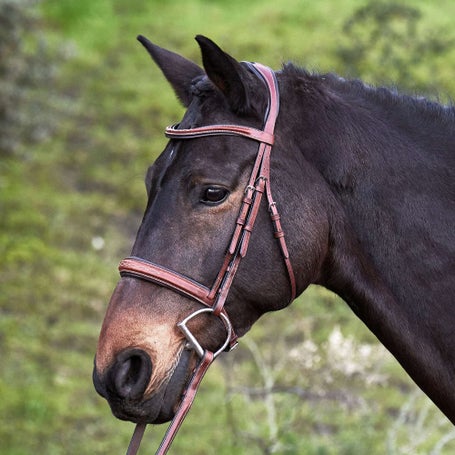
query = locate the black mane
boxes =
[281,63,455,128]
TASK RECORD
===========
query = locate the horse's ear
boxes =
[137,35,204,107]
[195,35,253,114]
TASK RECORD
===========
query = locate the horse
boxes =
[93,35,455,451]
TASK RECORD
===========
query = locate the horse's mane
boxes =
[281,63,455,128]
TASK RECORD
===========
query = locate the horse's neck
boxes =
[321,104,454,309]
[292,86,455,422]
[292,81,455,307]
[322,175,455,424]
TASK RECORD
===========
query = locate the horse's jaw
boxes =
[94,348,196,424]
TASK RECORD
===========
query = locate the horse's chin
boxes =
[109,349,196,424]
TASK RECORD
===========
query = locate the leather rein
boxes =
[120,62,296,455]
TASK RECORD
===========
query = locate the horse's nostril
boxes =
[115,356,139,397]
[108,349,152,401]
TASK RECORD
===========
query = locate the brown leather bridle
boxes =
[120,62,296,455]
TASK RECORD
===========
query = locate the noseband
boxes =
[120,62,296,455]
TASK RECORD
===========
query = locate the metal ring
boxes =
[177,308,233,359]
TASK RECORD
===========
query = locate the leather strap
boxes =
[165,124,274,146]
[119,258,214,307]
[155,351,214,455]
[126,423,147,455]
[125,352,214,455]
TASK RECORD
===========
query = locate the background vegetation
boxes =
[1,0,454,453]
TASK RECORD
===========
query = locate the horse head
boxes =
[92,35,331,424]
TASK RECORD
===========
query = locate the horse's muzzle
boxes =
[93,348,194,424]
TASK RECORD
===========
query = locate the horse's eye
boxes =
[200,186,229,205]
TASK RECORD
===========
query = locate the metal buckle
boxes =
[177,308,233,359]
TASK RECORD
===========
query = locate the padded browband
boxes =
[165,123,275,145]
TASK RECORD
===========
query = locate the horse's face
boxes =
[93,36,329,424]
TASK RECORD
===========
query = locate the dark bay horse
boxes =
[93,35,455,442]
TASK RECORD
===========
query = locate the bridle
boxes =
[119,62,296,455]
[121,61,296,455]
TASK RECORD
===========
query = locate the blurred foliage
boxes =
[1,0,454,454]
[0,0,70,156]
[336,1,455,97]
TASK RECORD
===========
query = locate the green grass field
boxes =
[1,0,454,453]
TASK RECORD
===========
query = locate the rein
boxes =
[120,62,296,454]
